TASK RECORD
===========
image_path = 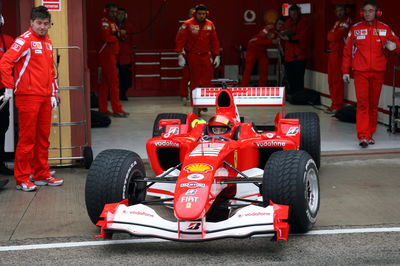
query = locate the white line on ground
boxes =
[1,227,400,252]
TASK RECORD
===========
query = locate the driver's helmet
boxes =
[207,114,235,136]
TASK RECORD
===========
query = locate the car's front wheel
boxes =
[85,149,147,225]
[262,150,320,233]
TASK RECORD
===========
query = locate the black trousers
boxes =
[0,89,10,163]
[285,59,307,95]
[118,64,132,98]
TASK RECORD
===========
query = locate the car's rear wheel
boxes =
[262,150,320,233]
[285,112,321,169]
[152,113,187,137]
[85,149,147,225]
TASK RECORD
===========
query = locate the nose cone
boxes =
[174,183,210,220]
[174,170,213,220]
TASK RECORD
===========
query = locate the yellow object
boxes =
[184,163,213,173]
[264,9,278,24]
[191,119,207,128]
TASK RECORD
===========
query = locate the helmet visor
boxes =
[208,125,230,135]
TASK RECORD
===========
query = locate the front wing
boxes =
[96,200,289,241]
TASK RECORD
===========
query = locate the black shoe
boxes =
[359,139,368,148]
[0,163,13,175]
[120,96,128,101]
[0,177,9,188]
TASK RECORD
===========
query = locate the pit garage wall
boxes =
[86,0,400,122]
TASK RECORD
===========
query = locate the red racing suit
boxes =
[98,16,123,113]
[327,16,351,110]
[342,20,400,139]
[241,24,277,87]
[0,28,57,184]
[176,17,220,93]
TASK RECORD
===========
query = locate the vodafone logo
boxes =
[256,141,286,147]
[187,174,204,181]
[154,141,179,147]
[244,10,256,24]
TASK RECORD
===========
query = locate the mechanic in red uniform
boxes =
[326,4,352,113]
[98,2,129,117]
[116,7,134,101]
[0,6,63,191]
[0,14,14,188]
[175,4,221,103]
[241,17,285,87]
[342,0,400,147]
[179,8,195,105]
[279,4,310,96]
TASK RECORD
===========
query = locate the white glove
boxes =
[343,74,350,83]
[178,54,186,67]
[3,88,13,101]
[213,55,221,68]
[51,96,58,110]
[385,40,397,51]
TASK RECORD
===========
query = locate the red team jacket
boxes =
[342,20,400,73]
[247,24,277,52]
[175,17,220,56]
[99,16,120,56]
[327,17,352,53]
[282,16,310,62]
[0,28,57,96]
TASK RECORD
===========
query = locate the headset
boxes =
[359,7,382,18]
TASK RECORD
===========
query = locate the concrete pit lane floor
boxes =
[1,97,400,264]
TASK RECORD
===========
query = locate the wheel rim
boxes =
[126,169,145,201]
[305,168,319,215]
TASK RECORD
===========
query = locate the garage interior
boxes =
[0,0,400,242]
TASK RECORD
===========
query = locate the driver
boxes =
[207,114,235,137]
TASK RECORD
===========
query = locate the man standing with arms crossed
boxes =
[342,0,400,147]
[326,4,352,113]
[0,6,63,191]
[176,4,220,114]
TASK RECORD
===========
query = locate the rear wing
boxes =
[192,87,285,107]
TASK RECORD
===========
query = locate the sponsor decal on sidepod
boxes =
[154,141,179,147]
[256,141,286,147]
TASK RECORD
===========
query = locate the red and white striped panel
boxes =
[192,87,285,106]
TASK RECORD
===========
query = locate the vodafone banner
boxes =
[42,0,62,11]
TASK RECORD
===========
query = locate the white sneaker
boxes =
[16,181,38,192]
[33,176,64,186]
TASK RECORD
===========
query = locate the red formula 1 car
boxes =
[85,87,320,241]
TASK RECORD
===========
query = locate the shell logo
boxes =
[184,163,213,173]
